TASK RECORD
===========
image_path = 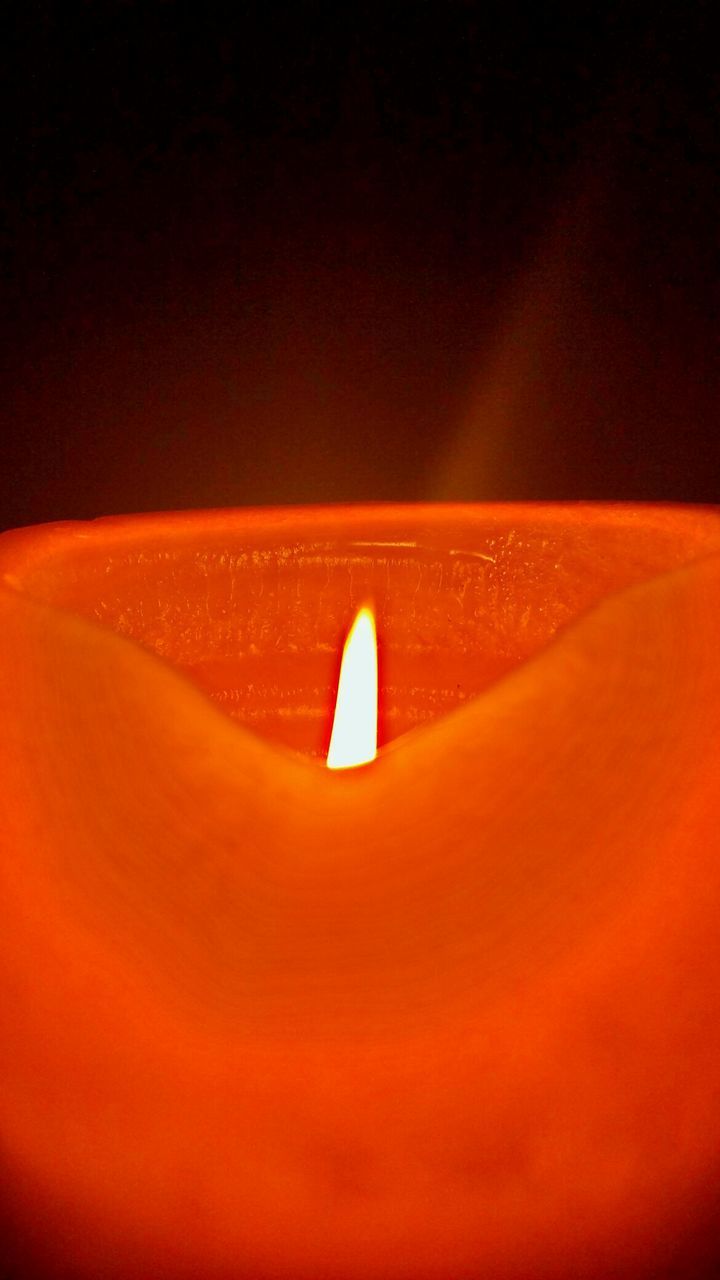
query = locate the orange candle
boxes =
[1,503,720,1279]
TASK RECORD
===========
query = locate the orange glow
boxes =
[326,606,378,769]
[2,505,720,1280]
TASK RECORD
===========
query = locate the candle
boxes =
[1,503,719,1279]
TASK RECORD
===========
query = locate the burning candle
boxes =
[1,502,720,1279]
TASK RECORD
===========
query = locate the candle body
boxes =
[1,504,720,1278]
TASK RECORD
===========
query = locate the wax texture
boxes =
[1,503,720,1279]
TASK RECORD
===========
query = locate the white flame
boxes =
[326,607,378,770]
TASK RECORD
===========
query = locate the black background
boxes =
[1,1,718,531]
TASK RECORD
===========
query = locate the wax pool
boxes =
[1,503,720,1280]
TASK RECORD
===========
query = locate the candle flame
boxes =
[326,607,378,770]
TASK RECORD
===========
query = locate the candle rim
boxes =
[2,499,720,574]
[2,535,720,791]
[2,501,720,777]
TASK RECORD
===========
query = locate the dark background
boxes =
[1,1,718,531]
